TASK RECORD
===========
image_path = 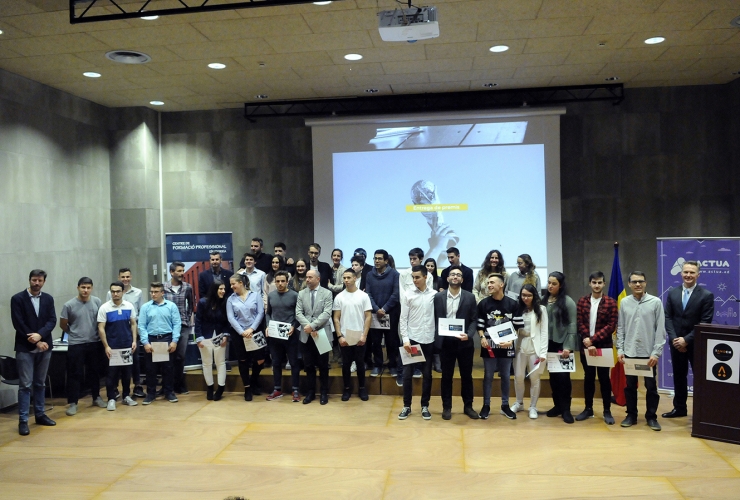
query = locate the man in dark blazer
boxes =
[10,269,57,436]
[663,260,714,418]
[198,250,234,299]
[307,243,333,289]
[434,265,479,420]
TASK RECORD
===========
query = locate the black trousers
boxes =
[669,342,694,412]
[340,343,367,390]
[66,342,104,404]
[548,340,572,412]
[106,364,132,400]
[625,360,659,420]
[403,342,434,408]
[579,349,612,411]
[145,334,174,396]
[440,344,474,409]
[302,338,329,393]
[230,331,265,388]
[268,336,300,390]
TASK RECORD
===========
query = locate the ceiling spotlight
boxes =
[313,1,332,4]
[0,30,4,35]
[150,101,165,106]
[365,88,379,93]
[141,15,159,20]
[255,94,269,99]
[344,53,363,61]
[482,83,498,88]
[489,45,509,53]
[604,76,620,81]
[644,36,665,45]
[597,42,606,47]
[208,63,226,69]
[83,72,101,78]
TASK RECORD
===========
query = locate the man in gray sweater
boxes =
[617,271,666,431]
[265,271,300,402]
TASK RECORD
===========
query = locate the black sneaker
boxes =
[166,393,179,403]
[647,419,662,431]
[500,405,516,420]
[546,406,562,417]
[463,406,480,420]
[575,408,594,421]
[621,415,637,427]
[341,389,351,401]
[132,386,146,398]
[479,404,491,420]
[603,410,615,425]
[359,387,369,401]
[244,387,253,402]
[142,394,156,405]
[442,408,452,420]
[562,410,574,424]
[421,406,432,420]
[398,407,411,420]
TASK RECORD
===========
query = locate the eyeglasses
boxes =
[629,280,645,284]
[449,273,463,277]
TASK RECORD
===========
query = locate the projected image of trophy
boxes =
[411,180,459,261]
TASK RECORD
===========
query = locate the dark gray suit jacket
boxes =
[664,285,714,345]
[11,290,56,353]
[433,289,477,350]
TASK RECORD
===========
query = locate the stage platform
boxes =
[184,355,590,398]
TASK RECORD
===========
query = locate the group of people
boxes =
[8,237,714,436]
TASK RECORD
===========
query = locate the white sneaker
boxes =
[529,407,538,419]
[511,402,525,413]
[350,361,357,373]
[65,403,77,416]
[123,396,138,406]
[107,399,116,411]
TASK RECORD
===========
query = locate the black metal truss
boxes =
[243,84,625,118]
[70,0,342,24]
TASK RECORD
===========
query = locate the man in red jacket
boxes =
[574,271,618,425]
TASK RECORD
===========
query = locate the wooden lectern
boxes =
[692,324,740,445]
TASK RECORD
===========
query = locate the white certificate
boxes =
[267,320,291,340]
[623,358,654,378]
[547,352,575,373]
[398,345,427,365]
[371,314,390,330]
[151,342,169,362]
[526,355,545,378]
[438,318,465,337]
[313,327,332,355]
[343,329,363,347]
[585,348,615,368]
[487,322,517,344]
[243,331,267,351]
[109,348,133,366]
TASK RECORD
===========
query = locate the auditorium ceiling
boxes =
[0,0,738,111]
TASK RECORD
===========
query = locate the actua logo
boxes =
[699,260,730,268]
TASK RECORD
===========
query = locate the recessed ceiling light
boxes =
[365,88,379,93]
[150,101,165,106]
[313,1,332,4]
[597,42,606,47]
[0,30,4,35]
[105,50,151,64]
[482,83,498,88]
[141,15,159,20]
[604,76,620,81]
[730,15,740,28]
[83,72,101,78]
[489,45,509,53]
[208,63,226,69]
[344,53,363,61]
[644,36,665,45]
[255,94,269,99]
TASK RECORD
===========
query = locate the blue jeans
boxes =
[16,350,52,422]
[482,356,513,406]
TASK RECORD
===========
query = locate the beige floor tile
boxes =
[703,439,740,472]
[99,461,387,500]
[669,477,740,499]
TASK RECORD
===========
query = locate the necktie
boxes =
[311,290,315,310]
[682,289,689,309]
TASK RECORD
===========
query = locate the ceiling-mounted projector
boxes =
[378,7,439,42]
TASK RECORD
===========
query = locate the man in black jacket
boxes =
[10,269,57,435]
[662,260,714,419]
[307,243,333,289]
[438,247,474,293]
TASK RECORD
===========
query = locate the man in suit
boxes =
[10,269,57,436]
[198,250,234,299]
[295,269,334,404]
[434,265,479,420]
[663,260,715,419]
[307,243,333,289]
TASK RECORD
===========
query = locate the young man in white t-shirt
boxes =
[333,270,372,401]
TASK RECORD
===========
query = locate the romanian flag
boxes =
[609,243,628,406]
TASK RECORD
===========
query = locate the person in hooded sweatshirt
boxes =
[364,249,401,381]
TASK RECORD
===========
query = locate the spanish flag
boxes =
[609,243,628,406]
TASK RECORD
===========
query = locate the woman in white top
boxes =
[511,283,549,419]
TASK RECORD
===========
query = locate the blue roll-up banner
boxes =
[657,238,740,393]
[165,232,234,302]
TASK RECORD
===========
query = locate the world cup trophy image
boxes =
[411,180,459,262]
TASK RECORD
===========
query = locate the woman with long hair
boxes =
[291,258,308,292]
[541,271,577,424]
[424,258,440,291]
[264,255,288,306]
[328,248,346,296]
[511,284,548,419]
[505,253,542,297]
[226,273,266,401]
[473,250,507,302]
[194,282,229,401]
